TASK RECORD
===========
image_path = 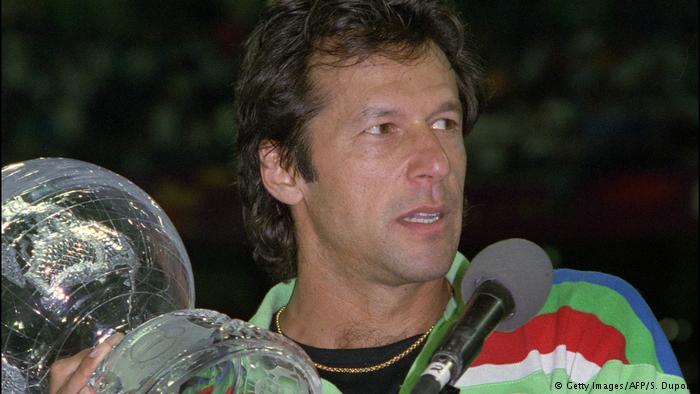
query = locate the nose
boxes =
[405,128,450,185]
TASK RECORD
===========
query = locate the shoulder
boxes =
[551,268,647,304]
[541,269,682,377]
[547,269,672,357]
[546,268,657,327]
[452,269,684,390]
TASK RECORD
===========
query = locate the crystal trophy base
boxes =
[90,309,322,394]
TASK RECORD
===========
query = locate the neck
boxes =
[279,261,452,349]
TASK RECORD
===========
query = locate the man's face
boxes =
[293,45,466,286]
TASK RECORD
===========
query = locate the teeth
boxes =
[403,212,440,224]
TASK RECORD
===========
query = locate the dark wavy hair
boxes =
[234,0,488,281]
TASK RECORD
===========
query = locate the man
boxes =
[51,1,688,393]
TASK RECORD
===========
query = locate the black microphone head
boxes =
[461,238,553,332]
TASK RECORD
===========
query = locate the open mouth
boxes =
[401,212,442,224]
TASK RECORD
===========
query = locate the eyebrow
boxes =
[428,101,462,119]
[356,106,402,122]
[354,100,462,124]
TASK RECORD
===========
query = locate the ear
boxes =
[258,140,304,205]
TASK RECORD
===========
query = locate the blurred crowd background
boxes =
[2,0,697,388]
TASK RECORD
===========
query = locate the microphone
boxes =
[410,239,553,394]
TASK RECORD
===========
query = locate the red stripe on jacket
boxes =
[472,306,629,367]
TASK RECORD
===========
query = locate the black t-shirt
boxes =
[269,317,424,393]
[299,335,427,394]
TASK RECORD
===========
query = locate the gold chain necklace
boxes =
[274,305,434,374]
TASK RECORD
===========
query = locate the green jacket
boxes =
[249,253,689,393]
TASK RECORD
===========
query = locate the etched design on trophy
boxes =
[2,158,194,393]
[127,324,187,364]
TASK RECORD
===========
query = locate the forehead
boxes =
[308,45,460,117]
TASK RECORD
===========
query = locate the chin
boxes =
[397,252,454,283]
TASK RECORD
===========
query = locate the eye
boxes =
[364,123,396,135]
[431,118,459,132]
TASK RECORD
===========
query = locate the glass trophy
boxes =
[2,158,321,393]
[2,158,194,392]
[90,309,322,394]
